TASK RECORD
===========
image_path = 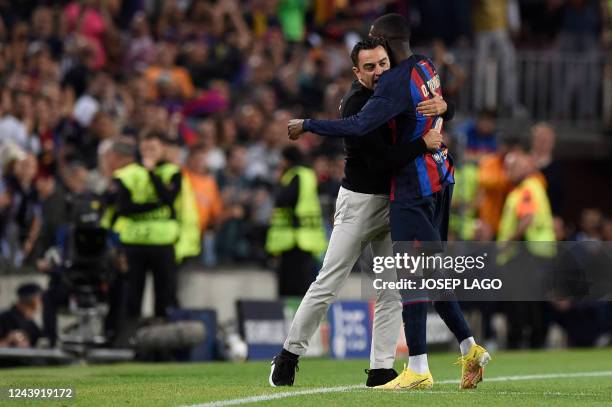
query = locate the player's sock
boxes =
[433,300,473,348]
[408,354,429,374]
[280,348,299,361]
[459,336,476,356]
[403,301,428,356]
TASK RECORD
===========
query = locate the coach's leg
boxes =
[284,188,369,356]
[369,233,402,369]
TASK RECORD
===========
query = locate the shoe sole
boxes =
[461,351,491,389]
[269,362,276,387]
[376,378,433,390]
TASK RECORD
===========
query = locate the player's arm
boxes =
[340,89,424,172]
[339,87,428,172]
[364,129,442,172]
[302,71,410,138]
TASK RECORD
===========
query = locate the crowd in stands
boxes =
[0,0,610,273]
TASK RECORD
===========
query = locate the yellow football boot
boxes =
[457,344,491,389]
[375,365,433,390]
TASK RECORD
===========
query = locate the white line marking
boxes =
[185,385,362,407]
[184,370,612,407]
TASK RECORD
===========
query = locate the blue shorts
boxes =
[390,184,454,302]
[390,183,453,246]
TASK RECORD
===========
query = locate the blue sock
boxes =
[434,300,472,343]
[402,302,428,356]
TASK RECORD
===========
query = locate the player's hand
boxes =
[423,129,443,151]
[288,119,305,140]
[417,95,447,117]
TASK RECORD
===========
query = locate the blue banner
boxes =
[237,300,286,360]
[328,301,372,359]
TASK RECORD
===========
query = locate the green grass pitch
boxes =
[1,348,612,406]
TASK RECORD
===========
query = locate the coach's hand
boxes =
[417,95,447,117]
[288,119,305,140]
[423,129,443,151]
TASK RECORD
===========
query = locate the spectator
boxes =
[0,283,43,348]
[455,110,498,161]
[31,6,63,60]
[2,153,41,267]
[0,89,36,153]
[278,0,307,42]
[123,12,156,75]
[472,0,519,115]
[195,119,226,173]
[498,148,556,349]
[245,110,288,183]
[143,40,195,102]
[215,146,253,263]
[184,143,223,265]
[71,70,108,128]
[62,0,112,70]
[551,0,603,119]
[477,140,517,236]
[266,146,327,297]
[431,39,467,101]
[572,208,603,241]
[530,122,564,215]
[235,103,265,143]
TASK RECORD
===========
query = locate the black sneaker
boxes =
[269,354,299,387]
[365,368,398,387]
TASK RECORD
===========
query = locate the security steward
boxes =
[497,148,555,349]
[107,131,182,319]
[266,146,327,297]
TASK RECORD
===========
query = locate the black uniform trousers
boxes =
[123,244,176,318]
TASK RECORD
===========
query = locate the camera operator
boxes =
[0,283,43,348]
[34,160,86,346]
[106,131,181,321]
[36,160,114,347]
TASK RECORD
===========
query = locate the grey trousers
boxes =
[284,187,402,369]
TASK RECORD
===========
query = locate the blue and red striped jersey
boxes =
[304,54,454,202]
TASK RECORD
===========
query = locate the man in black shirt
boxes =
[0,283,43,348]
[270,38,450,388]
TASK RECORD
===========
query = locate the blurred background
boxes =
[0,0,611,364]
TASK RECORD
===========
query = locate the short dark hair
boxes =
[370,13,411,42]
[17,283,42,301]
[350,38,386,67]
[141,129,165,142]
[281,145,303,166]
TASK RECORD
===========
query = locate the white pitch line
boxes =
[184,370,612,407]
[185,385,362,407]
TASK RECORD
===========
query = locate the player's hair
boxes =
[370,13,411,42]
[350,38,386,67]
